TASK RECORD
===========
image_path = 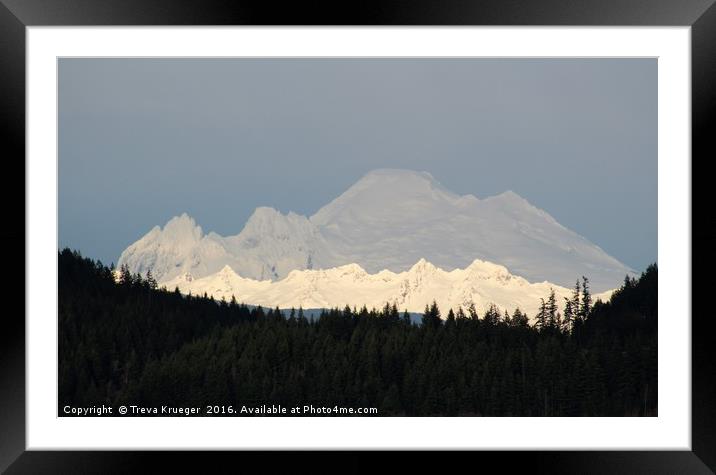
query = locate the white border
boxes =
[27,27,690,450]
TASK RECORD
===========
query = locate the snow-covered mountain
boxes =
[116,208,336,282]
[162,257,613,321]
[118,168,633,292]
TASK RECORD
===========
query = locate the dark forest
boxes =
[59,249,657,416]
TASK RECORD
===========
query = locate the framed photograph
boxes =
[2,0,714,472]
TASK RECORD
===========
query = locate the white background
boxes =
[27,27,690,450]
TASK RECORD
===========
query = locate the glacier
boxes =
[117,168,634,293]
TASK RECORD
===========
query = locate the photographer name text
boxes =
[62,404,377,416]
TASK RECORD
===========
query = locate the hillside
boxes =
[61,249,657,416]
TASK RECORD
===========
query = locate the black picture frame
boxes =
[1,1,714,473]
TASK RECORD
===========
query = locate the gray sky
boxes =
[59,58,656,271]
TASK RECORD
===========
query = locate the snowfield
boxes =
[118,168,634,293]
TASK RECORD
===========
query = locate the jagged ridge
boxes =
[162,257,613,321]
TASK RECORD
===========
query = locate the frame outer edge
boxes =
[0,1,27,474]
[0,0,715,26]
[2,0,714,472]
[691,1,716,473]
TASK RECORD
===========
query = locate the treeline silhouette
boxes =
[59,249,657,416]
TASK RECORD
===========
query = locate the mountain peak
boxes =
[239,206,318,242]
[219,264,237,275]
[334,262,368,275]
[488,190,528,204]
[311,169,458,226]
[245,206,316,226]
[362,168,437,181]
[409,258,438,274]
[247,206,281,220]
[500,189,520,198]
[162,213,203,240]
[242,206,287,233]
[464,258,512,278]
[354,168,447,192]
[166,212,195,225]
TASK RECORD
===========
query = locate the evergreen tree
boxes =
[511,308,529,327]
[422,301,442,329]
[391,303,399,321]
[580,276,592,320]
[467,303,479,321]
[119,264,132,286]
[570,280,582,324]
[145,269,158,290]
[546,288,558,328]
[483,304,501,326]
[456,307,467,322]
[503,310,512,326]
[446,308,456,325]
[563,297,574,332]
[402,310,412,325]
[534,298,548,331]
